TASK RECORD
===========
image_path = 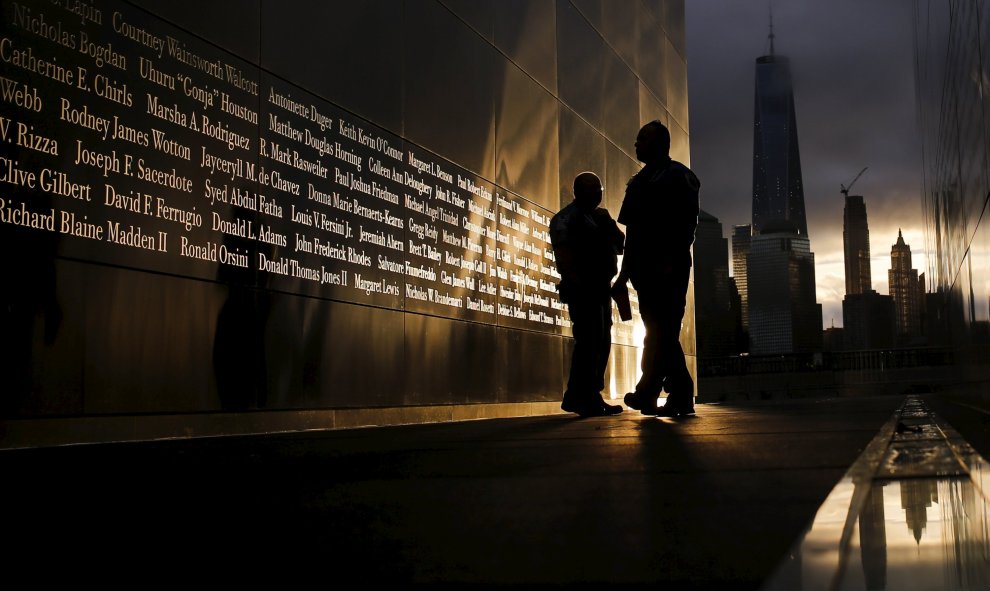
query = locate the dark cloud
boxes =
[686,0,923,325]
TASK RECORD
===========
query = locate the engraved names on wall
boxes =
[0,0,565,332]
[0,0,259,280]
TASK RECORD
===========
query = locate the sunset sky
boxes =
[686,0,924,327]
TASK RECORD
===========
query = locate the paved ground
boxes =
[1,396,915,586]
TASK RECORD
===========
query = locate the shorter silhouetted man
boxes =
[614,121,700,417]
[550,172,624,417]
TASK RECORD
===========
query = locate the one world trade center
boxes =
[747,22,822,355]
[752,30,808,235]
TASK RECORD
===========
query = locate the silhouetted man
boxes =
[549,172,624,417]
[615,121,700,416]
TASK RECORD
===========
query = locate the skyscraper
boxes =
[843,291,895,350]
[889,230,922,342]
[747,22,821,354]
[841,193,893,350]
[748,221,823,355]
[843,195,872,295]
[752,28,808,236]
[731,224,752,334]
[695,211,734,358]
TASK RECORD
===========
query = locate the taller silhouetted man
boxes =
[550,172,624,417]
[615,121,700,416]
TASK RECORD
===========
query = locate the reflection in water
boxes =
[764,398,990,590]
[860,482,887,591]
[770,476,990,590]
[936,479,990,591]
[872,478,990,590]
[900,479,937,544]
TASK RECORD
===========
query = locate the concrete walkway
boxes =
[0,396,911,587]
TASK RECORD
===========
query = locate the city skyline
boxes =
[687,1,923,328]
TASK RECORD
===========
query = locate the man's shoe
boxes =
[575,404,607,417]
[624,392,659,415]
[655,400,695,417]
[600,399,623,415]
[561,394,582,414]
[561,390,593,413]
[563,392,621,417]
[575,397,624,417]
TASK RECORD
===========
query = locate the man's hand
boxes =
[610,275,628,303]
[611,276,633,321]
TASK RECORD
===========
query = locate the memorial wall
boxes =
[914,0,990,389]
[0,0,692,429]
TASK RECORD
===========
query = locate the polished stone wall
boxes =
[914,0,990,388]
[0,0,691,426]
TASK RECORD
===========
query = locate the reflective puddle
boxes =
[763,397,990,590]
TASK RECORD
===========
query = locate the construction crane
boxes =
[841,167,868,197]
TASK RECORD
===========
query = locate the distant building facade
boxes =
[839,192,895,350]
[822,325,845,352]
[728,278,746,352]
[695,211,735,358]
[843,195,872,295]
[843,291,896,350]
[889,230,923,343]
[732,224,752,336]
[748,222,823,355]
